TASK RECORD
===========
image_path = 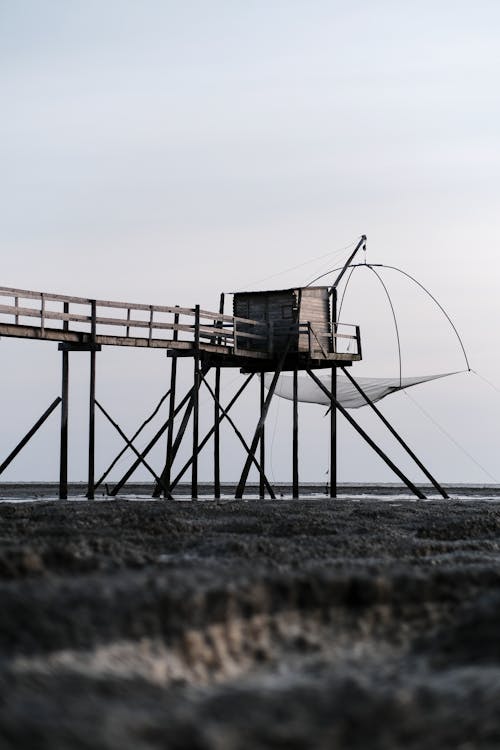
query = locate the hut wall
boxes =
[233,290,297,352]
[298,288,331,355]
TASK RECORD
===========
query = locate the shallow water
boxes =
[1,481,499,503]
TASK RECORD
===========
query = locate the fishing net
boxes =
[265,371,458,409]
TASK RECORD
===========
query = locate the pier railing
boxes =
[0,286,360,359]
[0,286,267,352]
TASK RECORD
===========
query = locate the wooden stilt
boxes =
[87,301,97,500]
[164,309,179,497]
[192,305,200,499]
[214,294,224,499]
[170,374,254,490]
[214,367,221,498]
[330,367,337,498]
[235,340,292,499]
[59,302,69,500]
[292,368,299,498]
[199,375,276,499]
[307,369,427,500]
[112,377,204,496]
[151,364,210,497]
[330,288,337,499]
[259,373,266,499]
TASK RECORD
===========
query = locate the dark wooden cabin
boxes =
[233,286,333,358]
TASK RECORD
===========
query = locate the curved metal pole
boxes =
[376,264,471,372]
[367,266,403,387]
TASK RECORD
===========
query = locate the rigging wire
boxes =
[232,240,357,292]
[471,369,500,397]
[304,236,364,287]
[403,388,498,483]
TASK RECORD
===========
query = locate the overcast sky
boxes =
[1,1,499,487]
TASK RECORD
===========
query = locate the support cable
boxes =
[403,390,498,483]
[471,370,500,397]
[233,241,357,292]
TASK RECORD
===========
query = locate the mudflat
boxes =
[1,497,500,749]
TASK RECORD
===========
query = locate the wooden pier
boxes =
[0,236,448,501]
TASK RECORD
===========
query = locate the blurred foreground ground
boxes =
[1,496,500,749]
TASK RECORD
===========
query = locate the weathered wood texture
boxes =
[232,286,358,359]
[0,284,360,365]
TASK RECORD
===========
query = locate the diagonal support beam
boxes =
[169,373,255,491]
[109,375,205,496]
[235,339,293,499]
[152,364,211,497]
[95,388,171,491]
[340,367,449,498]
[306,369,426,500]
[95,400,172,498]
[0,397,62,476]
[200,375,276,499]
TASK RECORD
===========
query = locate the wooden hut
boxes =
[233,286,333,358]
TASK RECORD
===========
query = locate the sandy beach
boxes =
[1,493,500,749]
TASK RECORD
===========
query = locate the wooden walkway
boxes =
[0,285,360,368]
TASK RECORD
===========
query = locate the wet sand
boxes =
[1,496,500,748]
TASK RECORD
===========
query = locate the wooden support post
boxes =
[192,305,200,499]
[259,373,266,499]
[87,300,97,500]
[306,369,427,500]
[163,309,179,497]
[59,302,69,500]
[196,375,276,499]
[112,378,202,497]
[214,366,221,499]
[171,373,256,490]
[235,339,292,499]
[0,398,61,476]
[150,364,210,497]
[214,293,224,499]
[292,368,299,498]
[330,288,337,498]
[330,367,337,498]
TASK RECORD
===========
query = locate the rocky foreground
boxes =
[1,497,500,749]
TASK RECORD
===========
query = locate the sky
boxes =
[0,0,499,486]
